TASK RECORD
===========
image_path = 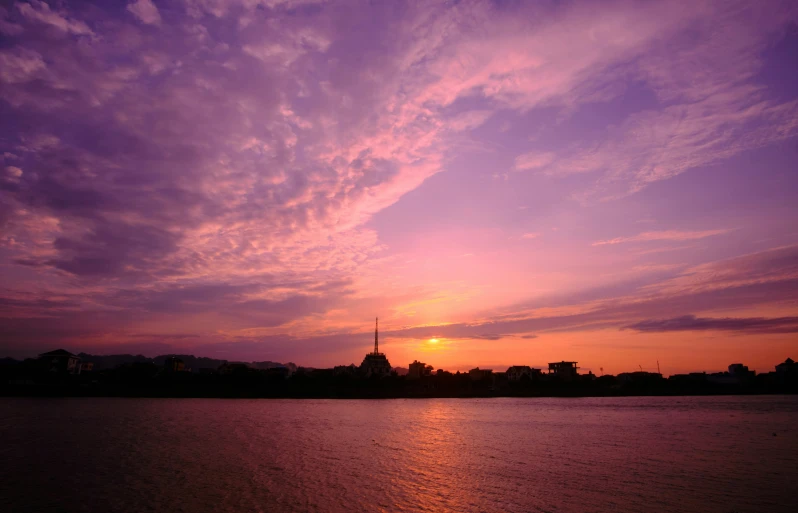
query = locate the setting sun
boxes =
[0,1,795,511]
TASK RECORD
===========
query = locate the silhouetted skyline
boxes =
[3,344,796,400]
[5,341,796,381]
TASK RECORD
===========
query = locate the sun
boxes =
[421,337,446,352]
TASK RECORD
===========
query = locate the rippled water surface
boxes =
[1,396,797,513]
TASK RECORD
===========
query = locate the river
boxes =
[1,395,796,512]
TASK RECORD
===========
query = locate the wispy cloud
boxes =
[514,152,555,172]
[593,229,730,246]
[16,0,93,35]
[625,315,798,334]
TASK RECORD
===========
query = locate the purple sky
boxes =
[1,0,797,374]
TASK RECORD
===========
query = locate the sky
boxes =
[1,0,797,375]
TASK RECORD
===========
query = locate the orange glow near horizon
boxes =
[1,0,797,373]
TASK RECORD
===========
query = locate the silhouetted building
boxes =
[776,358,795,375]
[265,365,291,379]
[548,361,578,379]
[705,364,756,385]
[669,372,707,383]
[506,365,542,382]
[775,358,796,385]
[728,363,752,376]
[218,362,250,375]
[469,367,493,381]
[360,318,392,377]
[721,363,755,384]
[408,360,433,379]
[79,362,94,373]
[617,371,663,384]
[38,349,81,375]
[334,364,357,376]
[707,372,736,385]
[164,357,185,372]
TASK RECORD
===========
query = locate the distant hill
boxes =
[393,367,408,376]
[250,361,298,373]
[77,353,151,370]
[152,354,228,372]
[75,353,296,373]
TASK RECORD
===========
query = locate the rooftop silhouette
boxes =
[1,319,795,398]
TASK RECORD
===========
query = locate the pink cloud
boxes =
[593,229,731,246]
[16,0,93,35]
[127,0,162,26]
[514,152,555,172]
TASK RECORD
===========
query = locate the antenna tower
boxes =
[374,317,379,355]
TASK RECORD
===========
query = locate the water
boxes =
[0,396,796,513]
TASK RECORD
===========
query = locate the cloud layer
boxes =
[625,315,798,334]
[1,1,797,372]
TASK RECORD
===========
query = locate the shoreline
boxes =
[3,387,795,400]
